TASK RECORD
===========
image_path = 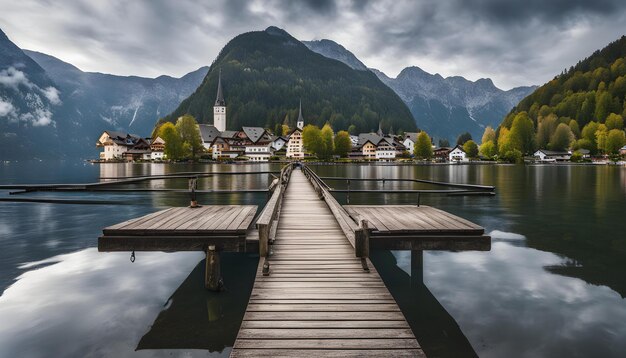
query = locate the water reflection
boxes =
[0,248,212,358]
[393,242,626,358]
[137,253,257,353]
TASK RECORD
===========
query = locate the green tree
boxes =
[606,129,625,154]
[498,127,513,154]
[481,126,496,144]
[509,112,535,154]
[595,91,612,122]
[175,115,203,159]
[274,123,284,136]
[536,114,558,149]
[302,124,323,157]
[479,140,497,159]
[158,122,183,160]
[320,123,335,160]
[438,138,450,147]
[414,131,433,159]
[456,132,472,145]
[334,130,351,157]
[347,124,357,135]
[581,121,600,152]
[605,113,624,130]
[595,124,609,153]
[463,140,479,159]
[569,119,581,138]
[549,123,574,151]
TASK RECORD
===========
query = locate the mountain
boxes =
[372,67,536,142]
[500,36,626,140]
[25,50,208,148]
[0,25,209,160]
[163,27,416,134]
[0,28,65,159]
[302,40,368,71]
[302,38,536,142]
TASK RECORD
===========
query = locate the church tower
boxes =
[296,100,304,130]
[213,69,226,132]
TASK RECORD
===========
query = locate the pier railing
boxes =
[256,164,293,258]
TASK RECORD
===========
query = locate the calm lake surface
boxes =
[0,161,624,358]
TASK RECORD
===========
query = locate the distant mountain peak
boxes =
[302,38,367,71]
[265,26,291,38]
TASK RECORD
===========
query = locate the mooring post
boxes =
[411,250,424,287]
[205,245,222,291]
[189,177,199,208]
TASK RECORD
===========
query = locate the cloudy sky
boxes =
[1,0,626,89]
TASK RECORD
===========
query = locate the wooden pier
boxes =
[230,169,424,357]
[98,164,492,357]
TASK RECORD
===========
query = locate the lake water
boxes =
[0,161,624,357]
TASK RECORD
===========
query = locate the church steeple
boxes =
[213,69,226,132]
[296,99,304,130]
[377,122,384,136]
[215,69,225,106]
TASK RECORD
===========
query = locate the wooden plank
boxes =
[240,320,409,328]
[245,304,400,312]
[243,311,407,321]
[233,338,420,349]
[230,349,424,358]
[237,328,414,339]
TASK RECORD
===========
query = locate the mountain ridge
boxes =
[303,38,536,141]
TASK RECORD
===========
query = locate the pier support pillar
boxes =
[411,250,424,287]
[205,245,223,291]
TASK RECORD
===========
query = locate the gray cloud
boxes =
[1,0,626,89]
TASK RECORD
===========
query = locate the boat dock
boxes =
[98,164,491,357]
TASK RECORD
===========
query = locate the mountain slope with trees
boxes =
[162,27,416,134]
[498,36,626,156]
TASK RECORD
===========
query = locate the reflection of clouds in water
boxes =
[0,248,220,358]
[395,242,626,357]
[489,230,526,241]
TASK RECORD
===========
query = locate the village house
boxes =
[403,132,418,154]
[150,136,165,160]
[449,145,468,162]
[434,147,453,161]
[96,131,151,161]
[533,149,571,162]
[285,101,306,159]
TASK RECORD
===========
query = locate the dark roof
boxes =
[358,133,383,147]
[198,124,221,143]
[450,145,465,153]
[215,69,225,106]
[536,149,570,155]
[404,132,418,143]
[221,130,237,138]
[242,127,266,143]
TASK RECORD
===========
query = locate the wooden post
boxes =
[411,250,424,287]
[259,224,269,257]
[205,245,222,291]
[356,220,370,271]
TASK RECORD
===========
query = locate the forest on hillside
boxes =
[497,36,626,156]
[161,28,416,134]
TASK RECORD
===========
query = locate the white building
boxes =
[286,129,304,159]
[271,136,287,151]
[534,149,571,162]
[375,140,396,160]
[246,144,272,161]
[150,136,165,160]
[403,132,418,155]
[449,145,468,162]
[96,131,149,160]
[350,135,359,147]
[286,102,306,159]
[213,69,227,132]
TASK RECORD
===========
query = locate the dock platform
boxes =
[344,205,490,251]
[99,205,257,252]
[230,169,425,357]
